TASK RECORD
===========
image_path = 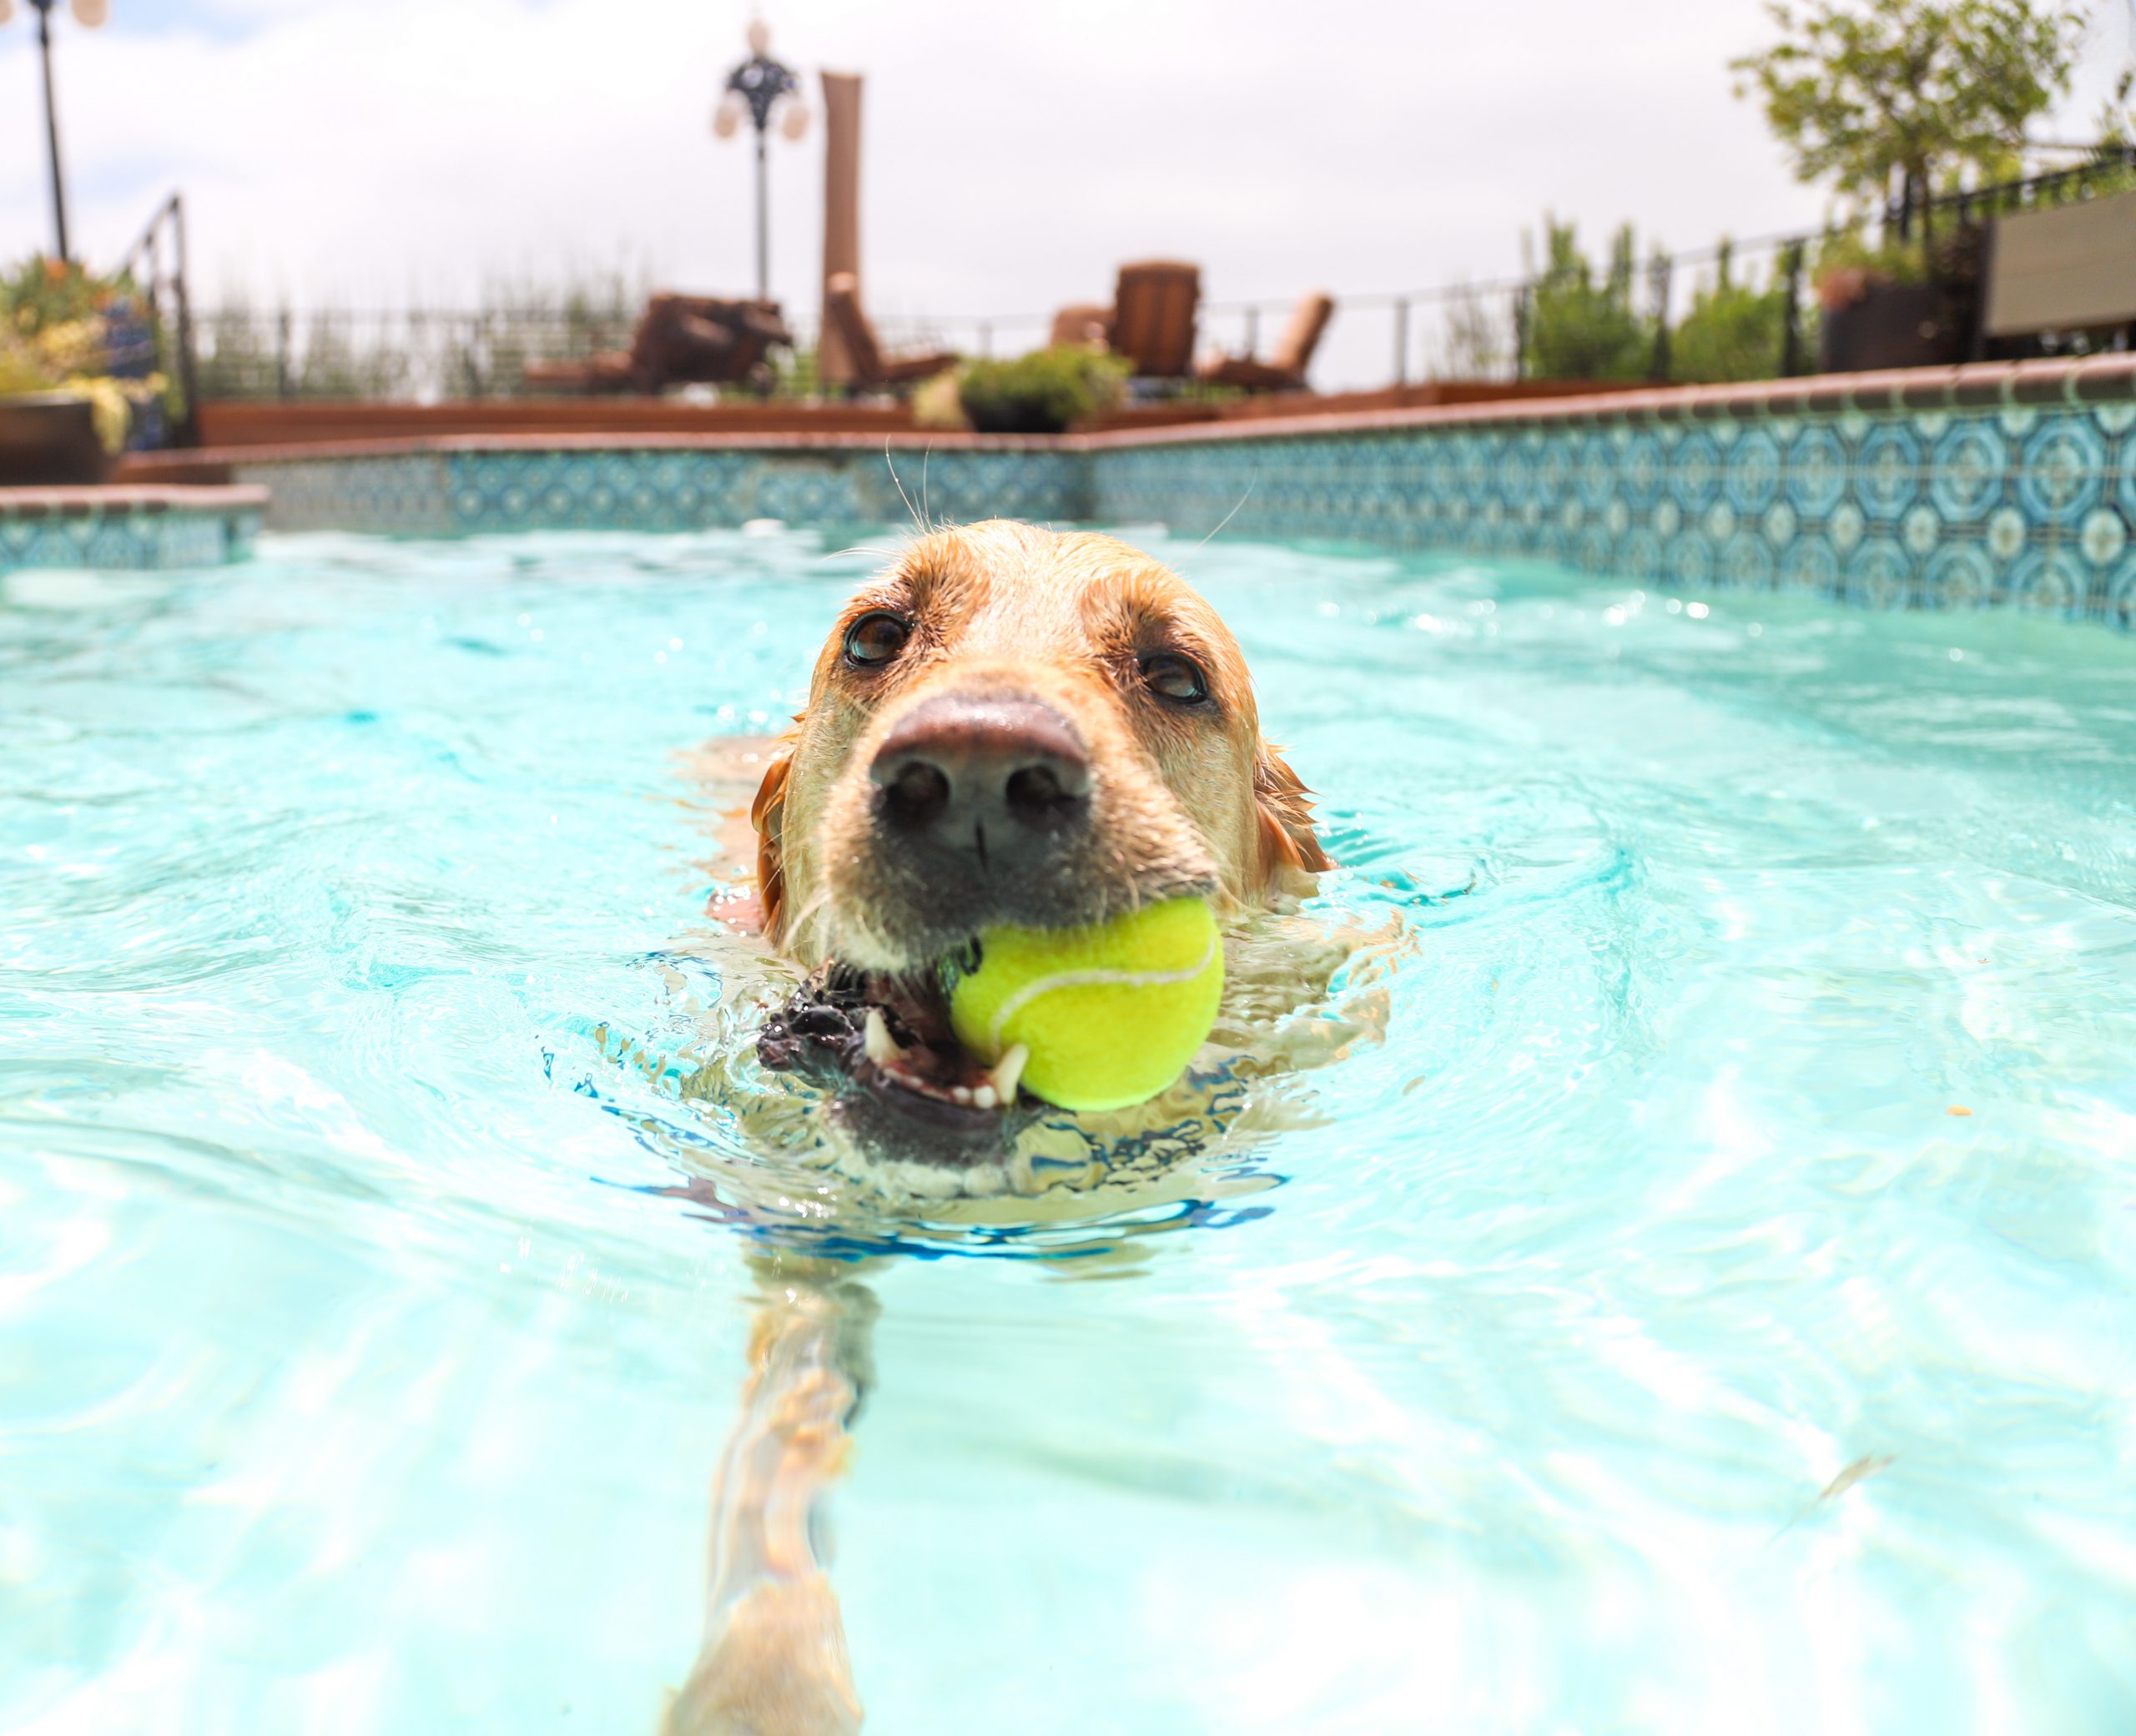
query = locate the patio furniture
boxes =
[521,294,793,395]
[1108,261,1201,380]
[822,274,958,392]
[1196,291,1336,391]
[1977,188,2136,350]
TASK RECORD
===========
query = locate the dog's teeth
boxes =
[989,1043,1029,1104]
[972,1084,998,1110]
[950,1085,974,1105]
[863,1007,904,1066]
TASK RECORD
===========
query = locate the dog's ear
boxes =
[1254,742,1331,887]
[748,741,795,941]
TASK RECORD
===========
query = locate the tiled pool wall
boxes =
[1091,379,2136,626]
[0,486,266,572]
[244,444,1093,536]
[26,359,2134,626]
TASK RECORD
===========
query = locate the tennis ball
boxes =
[946,897,1225,1114]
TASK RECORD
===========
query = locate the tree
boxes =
[1731,0,2088,229]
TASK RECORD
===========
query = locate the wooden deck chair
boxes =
[824,274,958,392]
[1196,291,1336,391]
[522,294,792,395]
[1109,261,1201,380]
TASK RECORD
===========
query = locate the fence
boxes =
[157,144,2136,417]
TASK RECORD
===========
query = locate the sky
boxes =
[3,0,2132,389]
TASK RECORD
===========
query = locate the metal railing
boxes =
[115,192,201,445]
[164,144,2136,416]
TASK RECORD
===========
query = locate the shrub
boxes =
[1669,243,1806,382]
[957,345,1127,435]
[1525,219,1652,380]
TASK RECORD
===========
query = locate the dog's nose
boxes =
[870,693,1091,867]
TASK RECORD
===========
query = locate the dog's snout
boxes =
[870,693,1090,866]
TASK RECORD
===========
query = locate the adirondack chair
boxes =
[1107,261,1201,380]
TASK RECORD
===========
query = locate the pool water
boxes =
[5,527,2135,1733]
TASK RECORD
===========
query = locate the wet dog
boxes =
[665,520,1337,1734]
[744,519,1328,1161]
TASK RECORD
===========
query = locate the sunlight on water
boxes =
[3,527,2135,1733]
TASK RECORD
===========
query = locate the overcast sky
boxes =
[3,0,2131,387]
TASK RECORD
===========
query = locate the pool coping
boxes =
[0,483,272,517]
[108,355,2136,479]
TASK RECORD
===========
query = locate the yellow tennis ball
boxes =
[946,897,1225,1114]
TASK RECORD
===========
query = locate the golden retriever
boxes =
[741,518,1328,1160]
[665,519,1335,1734]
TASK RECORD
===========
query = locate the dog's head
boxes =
[750,521,1326,1149]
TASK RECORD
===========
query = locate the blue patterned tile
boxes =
[2018,417,2106,526]
[1670,430,1723,515]
[1786,425,1848,519]
[2009,545,2092,616]
[1856,425,1921,522]
[1923,541,1995,609]
[1725,426,1783,516]
[1845,536,1912,609]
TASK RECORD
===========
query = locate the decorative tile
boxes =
[189,373,2136,632]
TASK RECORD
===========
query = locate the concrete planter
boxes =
[0,394,114,486]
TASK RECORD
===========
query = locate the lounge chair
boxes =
[521,294,792,395]
[823,274,957,393]
[1977,187,2136,355]
[1108,261,1200,380]
[1196,291,1336,392]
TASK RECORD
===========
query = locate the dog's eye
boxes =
[844,611,910,669]
[1139,652,1209,707]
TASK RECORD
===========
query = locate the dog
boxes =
[665,519,1336,1733]
[741,517,1329,1164]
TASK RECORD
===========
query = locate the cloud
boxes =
[2,0,2128,388]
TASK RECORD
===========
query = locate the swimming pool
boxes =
[4,526,2133,1732]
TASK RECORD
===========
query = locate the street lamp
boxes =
[0,0,109,264]
[713,18,809,303]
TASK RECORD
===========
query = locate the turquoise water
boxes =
[5,526,2136,1733]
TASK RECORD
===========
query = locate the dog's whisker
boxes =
[882,440,924,535]
[1194,477,1258,551]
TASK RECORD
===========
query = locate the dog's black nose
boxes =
[870,693,1090,868]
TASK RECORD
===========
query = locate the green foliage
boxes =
[1811,226,1931,293]
[0,254,170,447]
[957,345,1128,434]
[1524,219,1652,380]
[1668,243,1806,382]
[2,253,116,335]
[1731,0,2088,224]
[0,330,58,395]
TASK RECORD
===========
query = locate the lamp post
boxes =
[1,0,110,264]
[713,19,809,302]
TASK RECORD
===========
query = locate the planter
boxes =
[1819,282,1963,374]
[0,394,114,486]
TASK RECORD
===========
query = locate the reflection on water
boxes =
[3,531,2136,1732]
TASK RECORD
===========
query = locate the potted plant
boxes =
[954,345,1130,435]
[0,254,171,482]
[1810,229,1962,372]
